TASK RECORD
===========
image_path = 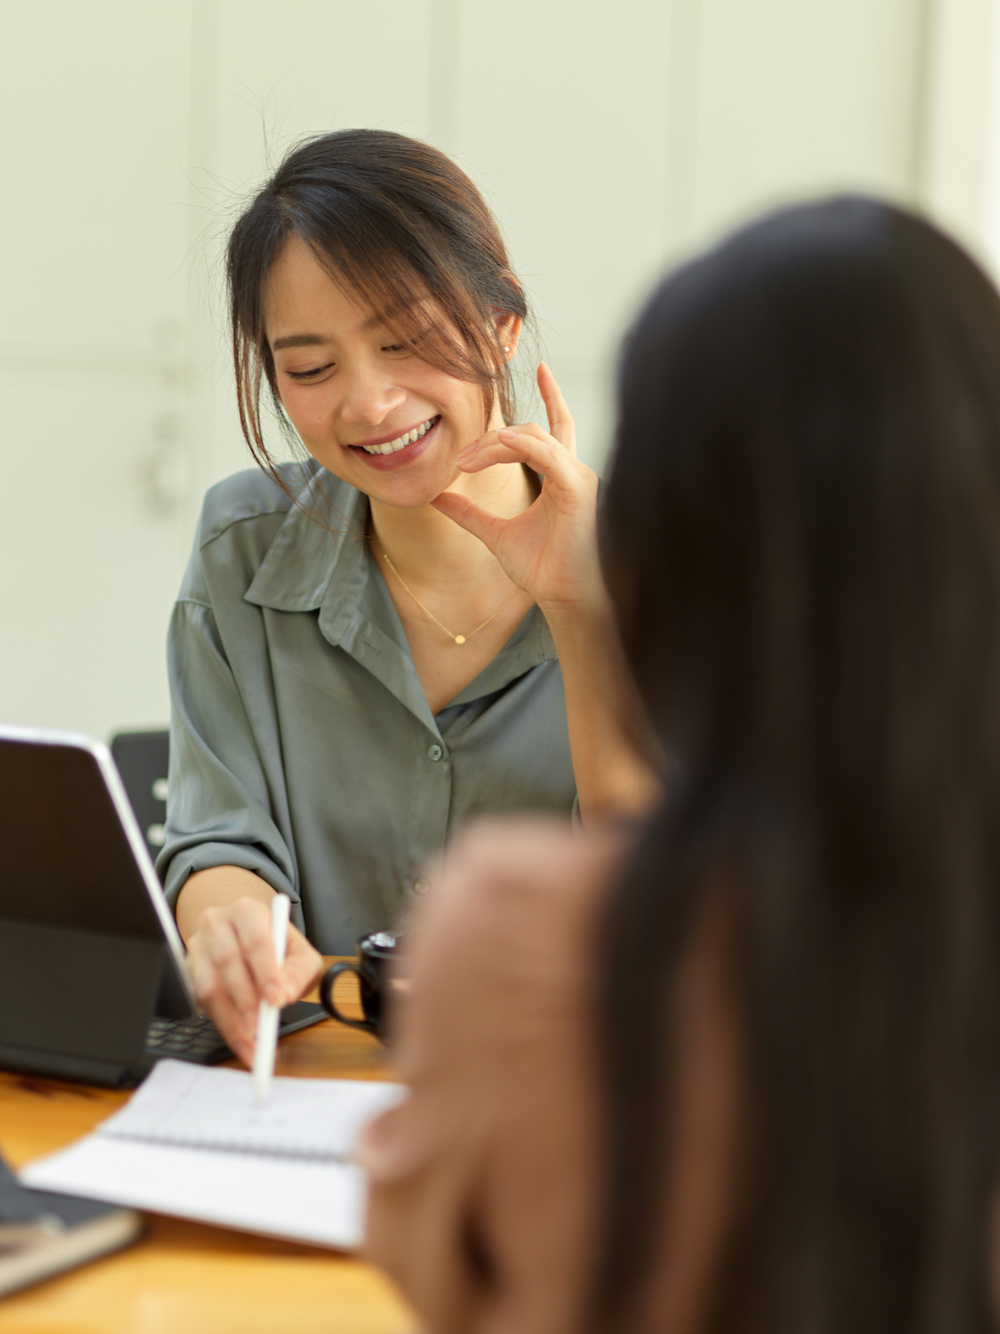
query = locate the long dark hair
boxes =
[226,128,527,492]
[597,198,1000,1332]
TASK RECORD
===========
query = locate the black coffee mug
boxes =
[320,930,405,1041]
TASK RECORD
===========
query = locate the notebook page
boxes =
[97,1060,404,1161]
[22,1137,367,1249]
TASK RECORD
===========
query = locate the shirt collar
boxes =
[244,465,367,614]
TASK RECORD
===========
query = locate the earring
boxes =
[503,345,510,353]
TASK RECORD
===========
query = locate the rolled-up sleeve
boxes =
[158,593,299,914]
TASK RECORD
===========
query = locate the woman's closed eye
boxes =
[286,363,335,380]
[381,324,431,357]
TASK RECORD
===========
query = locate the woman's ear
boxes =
[496,312,523,361]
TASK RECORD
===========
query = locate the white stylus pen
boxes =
[252,893,291,1107]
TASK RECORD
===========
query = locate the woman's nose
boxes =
[337,363,406,426]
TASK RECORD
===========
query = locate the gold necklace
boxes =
[380,548,520,645]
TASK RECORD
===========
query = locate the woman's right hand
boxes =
[433,363,603,616]
[180,888,324,1066]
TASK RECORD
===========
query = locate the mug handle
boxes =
[319,962,379,1036]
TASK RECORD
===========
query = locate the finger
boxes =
[230,898,286,1006]
[199,911,263,1020]
[186,944,257,1064]
[207,993,258,1067]
[464,419,559,452]
[457,441,533,471]
[184,939,221,1011]
[462,429,586,495]
[537,363,576,455]
[277,929,326,1005]
[431,490,510,557]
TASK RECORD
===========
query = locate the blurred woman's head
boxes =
[226,129,527,503]
[604,197,1000,792]
[597,199,1000,1332]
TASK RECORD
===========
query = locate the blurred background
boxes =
[0,0,995,741]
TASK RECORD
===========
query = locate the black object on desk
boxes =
[144,1000,326,1066]
[0,725,327,1088]
[0,1149,141,1298]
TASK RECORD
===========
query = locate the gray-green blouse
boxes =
[158,463,576,953]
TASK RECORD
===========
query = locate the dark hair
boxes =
[596,198,1000,1332]
[226,128,527,489]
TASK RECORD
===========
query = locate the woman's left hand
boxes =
[432,363,604,614]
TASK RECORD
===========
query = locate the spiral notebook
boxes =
[20,1061,404,1249]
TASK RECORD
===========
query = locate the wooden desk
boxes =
[0,967,415,1334]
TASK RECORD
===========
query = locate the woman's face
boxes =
[264,235,506,508]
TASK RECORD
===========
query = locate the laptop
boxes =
[0,724,325,1087]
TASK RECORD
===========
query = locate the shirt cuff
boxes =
[159,841,299,915]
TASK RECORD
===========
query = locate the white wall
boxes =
[919,0,1000,289]
[0,3,194,739]
[921,0,995,264]
[0,0,936,742]
[979,0,1000,268]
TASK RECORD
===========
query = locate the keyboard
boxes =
[143,1001,328,1067]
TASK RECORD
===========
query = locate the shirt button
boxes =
[427,744,444,761]
[413,878,430,895]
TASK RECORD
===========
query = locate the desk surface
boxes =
[0,966,415,1334]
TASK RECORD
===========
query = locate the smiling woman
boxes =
[261,232,521,515]
[158,129,658,1062]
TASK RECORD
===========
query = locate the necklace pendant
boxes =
[454,634,467,645]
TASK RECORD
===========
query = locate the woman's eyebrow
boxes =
[271,333,328,350]
[271,307,412,349]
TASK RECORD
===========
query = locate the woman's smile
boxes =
[348,415,441,470]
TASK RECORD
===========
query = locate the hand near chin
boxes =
[431,363,605,614]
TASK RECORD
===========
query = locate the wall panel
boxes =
[692,0,929,241]
[0,367,191,736]
[453,0,674,465]
[0,2,195,740]
[0,1,190,352]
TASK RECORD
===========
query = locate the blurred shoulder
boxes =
[443,815,625,899]
[409,817,633,984]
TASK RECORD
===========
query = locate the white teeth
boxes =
[361,417,436,455]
